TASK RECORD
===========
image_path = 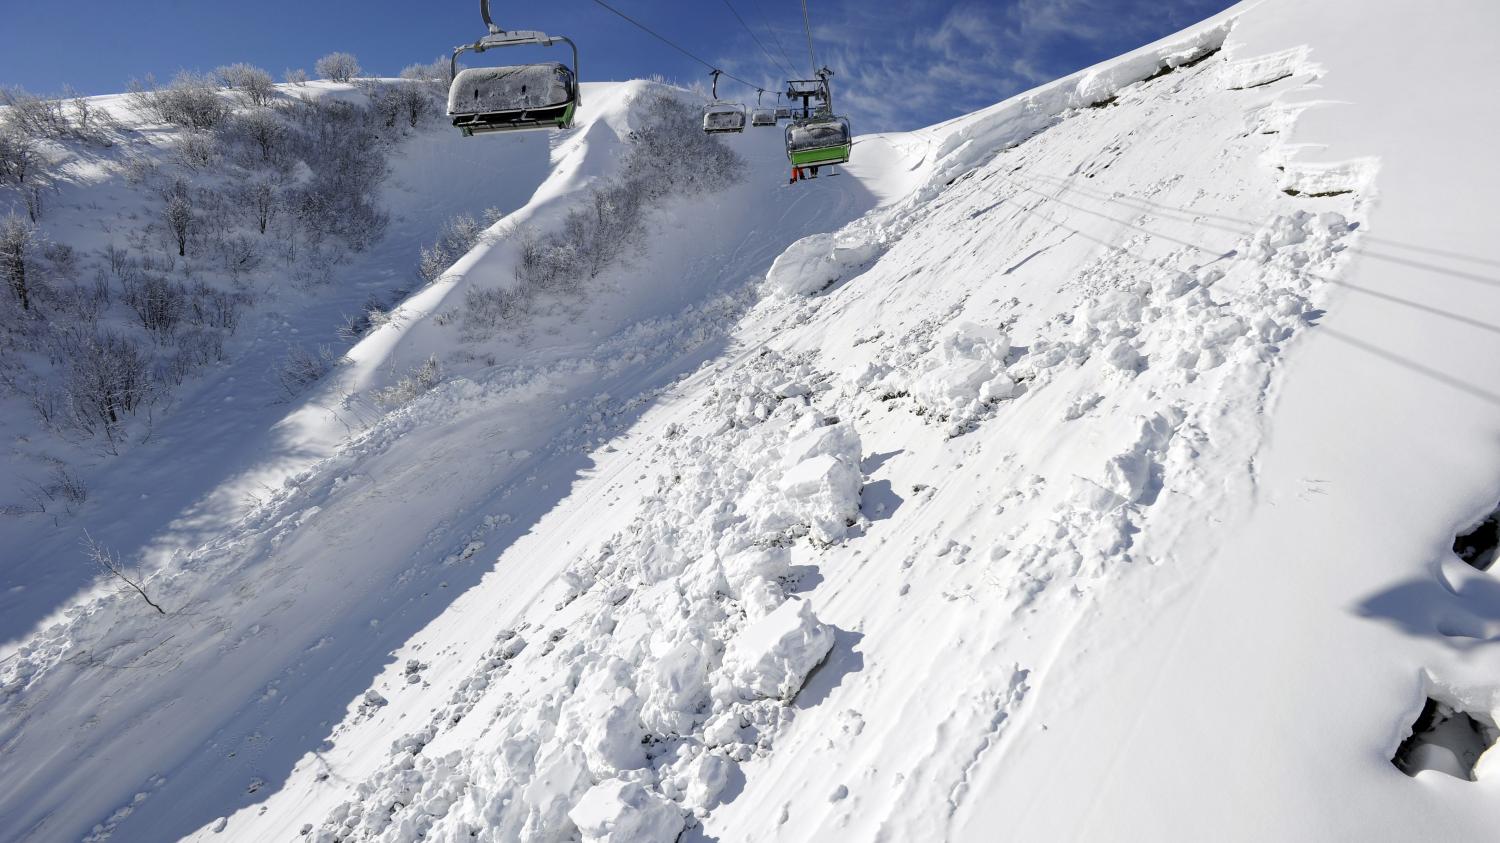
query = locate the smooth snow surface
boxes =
[3,0,1500,840]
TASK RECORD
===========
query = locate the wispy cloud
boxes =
[711,0,1231,132]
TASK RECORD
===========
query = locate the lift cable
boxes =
[799,0,819,77]
[584,0,772,91]
[722,0,798,79]
[748,0,803,80]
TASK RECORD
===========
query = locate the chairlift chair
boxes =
[786,115,852,169]
[785,68,850,171]
[702,70,747,134]
[447,0,580,136]
[750,89,777,127]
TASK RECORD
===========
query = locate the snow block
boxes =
[568,779,684,843]
[778,453,863,544]
[910,321,1016,420]
[767,233,841,296]
[723,598,835,702]
[766,233,881,297]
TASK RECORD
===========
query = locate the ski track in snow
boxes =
[8,0,1500,839]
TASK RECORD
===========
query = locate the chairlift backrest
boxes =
[786,117,851,153]
[449,63,574,115]
[703,104,747,133]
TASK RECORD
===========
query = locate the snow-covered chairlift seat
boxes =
[751,107,777,127]
[448,62,577,135]
[703,104,747,134]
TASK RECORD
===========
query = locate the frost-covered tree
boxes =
[284,68,308,86]
[400,57,449,84]
[240,178,280,234]
[0,213,38,310]
[62,328,151,446]
[226,108,287,164]
[163,190,193,257]
[215,63,277,107]
[128,72,230,130]
[0,87,69,139]
[315,52,362,83]
[0,129,38,184]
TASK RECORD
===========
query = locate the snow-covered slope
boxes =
[3,0,1500,840]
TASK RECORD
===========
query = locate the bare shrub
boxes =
[122,271,186,336]
[622,91,743,198]
[104,242,129,274]
[219,108,289,168]
[284,68,308,86]
[374,354,441,408]
[1,212,38,310]
[186,281,250,332]
[22,184,45,222]
[369,82,436,130]
[215,63,276,106]
[160,181,194,257]
[62,329,152,444]
[173,131,219,171]
[235,178,281,234]
[54,274,112,326]
[47,462,88,510]
[162,328,226,384]
[0,130,38,185]
[0,87,70,138]
[315,52,362,83]
[400,57,450,84]
[460,284,526,337]
[83,533,165,614]
[129,73,230,130]
[277,344,338,396]
[417,213,485,283]
[215,234,262,278]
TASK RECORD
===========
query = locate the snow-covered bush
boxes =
[0,87,70,139]
[284,68,308,86]
[1,213,39,311]
[60,328,152,445]
[161,188,195,258]
[400,57,449,85]
[276,344,337,397]
[213,63,276,107]
[128,73,230,131]
[122,271,187,336]
[172,131,219,172]
[281,97,390,250]
[315,52,362,83]
[366,81,438,131]
[218,108,290,169]
[458,284,526,337]
[232,178,282,234]
[374,355,441,408]
[621,91,743,198]
[186,281,250,332]
[417,212,491,284]
[0,130,38,185]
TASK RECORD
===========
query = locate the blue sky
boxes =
[0,0,1234,132]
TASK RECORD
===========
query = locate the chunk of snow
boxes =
[568,779,684,843]
[722,598,835,702]
[767,233,841,296]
